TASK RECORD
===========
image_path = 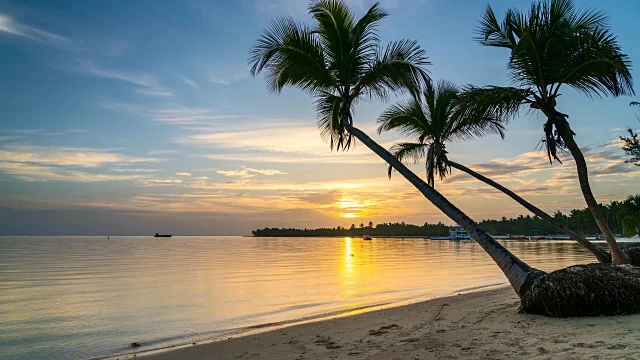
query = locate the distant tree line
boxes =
[253,195,640,237]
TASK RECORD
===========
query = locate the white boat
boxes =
[448,225,471,240]
[430,225,471,240]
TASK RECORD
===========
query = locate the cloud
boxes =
[244,167,287,176]
[103,103,233,124]
[210,76,231,85]
[0,145,160,168]
[139,179,183,186]
[0,128,90,142]
[185,121,383,164]
[0,13,69,46]
[147,150,179,156]
[81,63,159,88]
[79,64,172,97]
[215,167,285,179]
[209,73,246,85]
[176,172,192,177]
[135,88,174,97]
[216,166,286,179]
[0,161,145,182]
[0,145,161,182]
[217,169,253,178]
[180,76,199,88]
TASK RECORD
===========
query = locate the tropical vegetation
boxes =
[249,0,640,316]
[621,102,640,166]
[459,0,634,263]
[253,194,640,238]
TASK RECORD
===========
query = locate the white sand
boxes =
[124,287,640,360]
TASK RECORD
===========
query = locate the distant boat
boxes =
[362,235,373,240]
[430,225,472,240]
[154,233,172,238]
[448,225,471,240]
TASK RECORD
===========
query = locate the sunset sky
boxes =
[1,0,639,235]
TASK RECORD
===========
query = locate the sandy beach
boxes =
[126,287,640,360]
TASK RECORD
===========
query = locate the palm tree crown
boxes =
[378,80,505,186]
[461,0,634,264]
[249,0,429,151]
[462,0,633,161]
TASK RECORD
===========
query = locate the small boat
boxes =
[362,235,373,240]
[154,233,172,238]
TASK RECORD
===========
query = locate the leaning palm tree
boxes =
[249,0,543,296]
[461,0,634,263]
[378,79,611,263]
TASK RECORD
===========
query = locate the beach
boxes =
[135,287,640,360]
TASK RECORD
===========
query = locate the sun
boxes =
[341,212,359,218]
[336,197,368,218]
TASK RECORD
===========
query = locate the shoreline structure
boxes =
[110,286,639,360]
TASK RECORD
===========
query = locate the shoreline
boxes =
[100,283,505,360]
[113,286,639,360]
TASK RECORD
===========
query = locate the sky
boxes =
[1,0,639,235]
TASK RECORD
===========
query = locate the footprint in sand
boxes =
[368,324,400,336]
[313,335,343,349]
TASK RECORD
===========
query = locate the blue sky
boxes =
[1,0,639,235]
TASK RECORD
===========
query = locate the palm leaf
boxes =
[388,142,427,179]
[356,39,430,100]
[248,17,334,94]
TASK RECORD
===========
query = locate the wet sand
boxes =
[132,287,640,360]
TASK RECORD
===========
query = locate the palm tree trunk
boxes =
[345,124,544,297]
[446,160,612,263]
[563,138,629,264]
[550,115,629,264]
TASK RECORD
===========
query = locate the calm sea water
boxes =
[0,236,628,360]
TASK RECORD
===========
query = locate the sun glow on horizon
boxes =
[341,212,359,218]
[337,197,369,218]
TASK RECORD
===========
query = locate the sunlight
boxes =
[337,197,369,218]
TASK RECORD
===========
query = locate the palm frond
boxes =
[355,39,430,101]
[350,3,388,77]
[457,86,531,124]
[248,17,333,94]
[309,0,356,65]
[376,98,430,138]
[555,27,634,98]
[475,4,517,49]
[387,142,427,178]
[450,116,506,142]
[315,91,344,150]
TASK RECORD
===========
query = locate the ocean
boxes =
[1,236,623,359]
